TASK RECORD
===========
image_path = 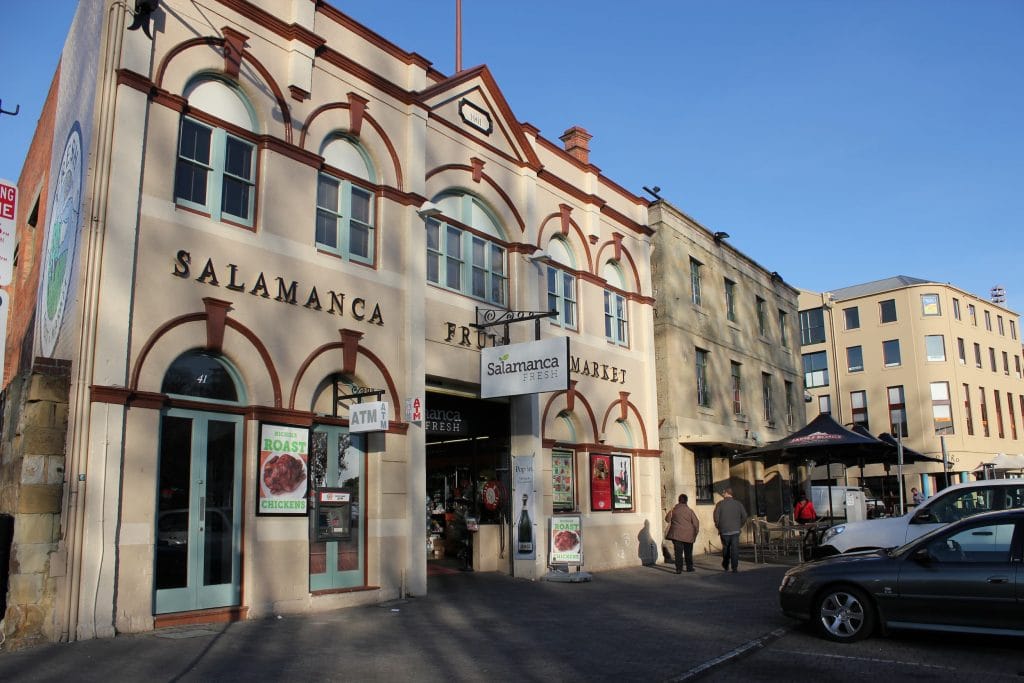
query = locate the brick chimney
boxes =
[560,126,592,164]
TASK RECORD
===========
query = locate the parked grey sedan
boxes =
[779,508,1023,642]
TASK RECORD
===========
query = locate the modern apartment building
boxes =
[799,276,1024,504]
[652,201,803,550]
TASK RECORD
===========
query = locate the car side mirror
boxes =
[913,509,934,523]
[912,547,933,563]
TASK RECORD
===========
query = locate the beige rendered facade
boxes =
[799,277,1024,503]
[651,201,802,552]
[2,0,661,646]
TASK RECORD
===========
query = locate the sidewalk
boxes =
[0,555,793,682]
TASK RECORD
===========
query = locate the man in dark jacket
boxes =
[713,488,748,572]
[665,493,700,573]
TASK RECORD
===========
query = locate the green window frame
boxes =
[175,117,255,226]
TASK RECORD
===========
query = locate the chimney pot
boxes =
[560,125,592,164]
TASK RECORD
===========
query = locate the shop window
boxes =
[316,136,375,264]
[545,237,577,330]
[425,192,507,306]
[174,78,256,226]
[602,261,629,346]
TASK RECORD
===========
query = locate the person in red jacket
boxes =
[794,494,817,523]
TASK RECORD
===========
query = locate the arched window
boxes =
[174,77,257,226]
[316,136,376,264]
[545,237,577,330]
[425,192,507,306]
[602,261,629,346]
[161,350,244,403]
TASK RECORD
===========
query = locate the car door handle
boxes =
[986,576,1009,584]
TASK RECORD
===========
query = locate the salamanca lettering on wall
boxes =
[172,250,384,326]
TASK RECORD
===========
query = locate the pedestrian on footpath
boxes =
[713,488,748,572]
[793,493,817,523]
[665,493,700,573]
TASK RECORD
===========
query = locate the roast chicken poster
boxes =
[258,424,310,515]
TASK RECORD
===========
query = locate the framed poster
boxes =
[590,453,612,511]
[612,454,633,510]
[549,513,583,566]
[258,423,310,515]
[552,450,575,512]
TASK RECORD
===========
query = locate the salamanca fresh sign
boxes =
[481,337,570,398]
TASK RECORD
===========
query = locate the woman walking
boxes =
[665,493,700,573]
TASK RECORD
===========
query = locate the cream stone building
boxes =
[799,277,1024,505]
[1,0,661,647]
[651,201,802,552]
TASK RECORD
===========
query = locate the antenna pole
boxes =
[455,0,462,73]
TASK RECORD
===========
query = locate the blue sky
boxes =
[2,1,1021,309]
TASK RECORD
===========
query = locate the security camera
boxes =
[804,391,813,403]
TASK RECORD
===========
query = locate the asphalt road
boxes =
[0,556,1020,681]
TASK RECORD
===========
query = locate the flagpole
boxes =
[455,0,462,72]
[897,429,905,514]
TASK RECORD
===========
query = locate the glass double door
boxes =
[309,425,364,591]
[155,409,243,614]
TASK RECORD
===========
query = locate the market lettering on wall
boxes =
[172,250,384,326]
[569,355,626,384]
[443,322,497,349]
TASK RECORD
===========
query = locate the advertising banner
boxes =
[552,450,574,512]
[612,454,633,510]
[0,179,16,286]
[590,454,612,511]
[549,514,583,566]
[480,337,569,398]
[512,455,536,560]
[258,424,309,515]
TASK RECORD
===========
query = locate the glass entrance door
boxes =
[155,409,243,614]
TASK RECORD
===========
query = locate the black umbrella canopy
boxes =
[733,413,888,468]
[875,432,944,464]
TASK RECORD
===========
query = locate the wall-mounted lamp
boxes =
[713,231,729,244]
[417,201,442,219]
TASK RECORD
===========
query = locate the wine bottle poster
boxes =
[512,455,536,560]
[611,454,633,510]
[590,454,613,511]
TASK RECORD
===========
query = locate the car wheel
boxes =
[813,585,875,642]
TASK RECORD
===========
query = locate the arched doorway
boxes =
[154,351,245,614]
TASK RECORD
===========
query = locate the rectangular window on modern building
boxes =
[968,304,977,325]
[690,257,703,306]
[930,382,953,435]
[888,385,907,438]
[925,335,945,362]
[696,348,710,408]
[883,339,901,367]
[847,346,864,372]
[957,337,966,364]
[730,361,742,415]
[963,383,974,436]
[695,453,713,504]
[756,297,768,337]
[1009,393,1018,440]
[1020,396,1024,438]
[979,387,990,437]
[974,343,983,368]
[921,293,941,316]
[994,390,1005,438]
[879,299,897,323]
[851,390,869,431]
[952,297,961,320]
[1016,355,1022,379]
[1003,351,1010,375]
[778,309,789,346]
[799,307,826,345]
[997,315,1005,335]
[818,394,831,416]
[762,373,774,422]
[803,351,829,388]
[844,306,860,330]
[1011,319,1017,340]
[984,310,992,331]
[724,278,737,322]
[989,347,997,372]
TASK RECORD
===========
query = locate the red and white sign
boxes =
[405,396,423,423]
[0,179,17,286]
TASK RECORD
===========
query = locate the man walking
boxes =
[713,488,748,572]
[665,493,699,573]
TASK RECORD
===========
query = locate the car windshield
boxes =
[888,512,1015,557]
